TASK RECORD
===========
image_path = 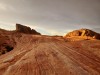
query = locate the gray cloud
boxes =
[0,0,100,35]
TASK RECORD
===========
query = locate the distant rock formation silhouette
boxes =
[64,28,100,40]
[16,23,41,35]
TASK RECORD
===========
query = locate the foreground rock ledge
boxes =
[0,26,100,75]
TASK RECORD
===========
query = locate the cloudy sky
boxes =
[0,0,100,35]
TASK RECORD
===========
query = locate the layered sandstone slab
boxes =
[0,35,100,75]
[16,24,41,35]
[0,26,100,75]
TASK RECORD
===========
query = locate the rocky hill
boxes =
[16,24,41,35]
[64,28,100,40]
[0,31,100,75]
[0,24,41,55]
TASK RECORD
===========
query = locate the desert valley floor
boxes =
[0,34,100,75]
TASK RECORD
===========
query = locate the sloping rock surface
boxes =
[0,23,41,55]
[0,29,16,55]
[0,26,100,75]
[0,34,100,75]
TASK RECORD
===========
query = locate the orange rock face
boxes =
[64,29,100,40]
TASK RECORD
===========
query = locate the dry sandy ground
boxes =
[0,34,100,75]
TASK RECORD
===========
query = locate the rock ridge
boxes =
[64,28,100,39]
[16,23,41,35]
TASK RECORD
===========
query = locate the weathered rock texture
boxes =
[0,29,15,55]
[16,24,41,35]
[0,34,100,75]
[0,26,100,75]
[0,23,41,55]
[64,28,100,40]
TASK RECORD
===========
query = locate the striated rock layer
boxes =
[0,23,41,55]
[0,26,100,75]
[0,34,100,75]
[0,29,16,55]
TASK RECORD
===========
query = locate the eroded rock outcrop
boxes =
[0,29,15,55]
[64,29,100,40]
[16,24,41,35]
[0,23,41,55]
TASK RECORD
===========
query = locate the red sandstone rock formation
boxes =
[64,28,100,40]
[0,26,100,75]
[16,24,41,35]
[0,23,41,55]
[0,29,15,55]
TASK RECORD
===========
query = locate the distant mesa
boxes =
[64,28,100,40]
[16,23,41,35]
